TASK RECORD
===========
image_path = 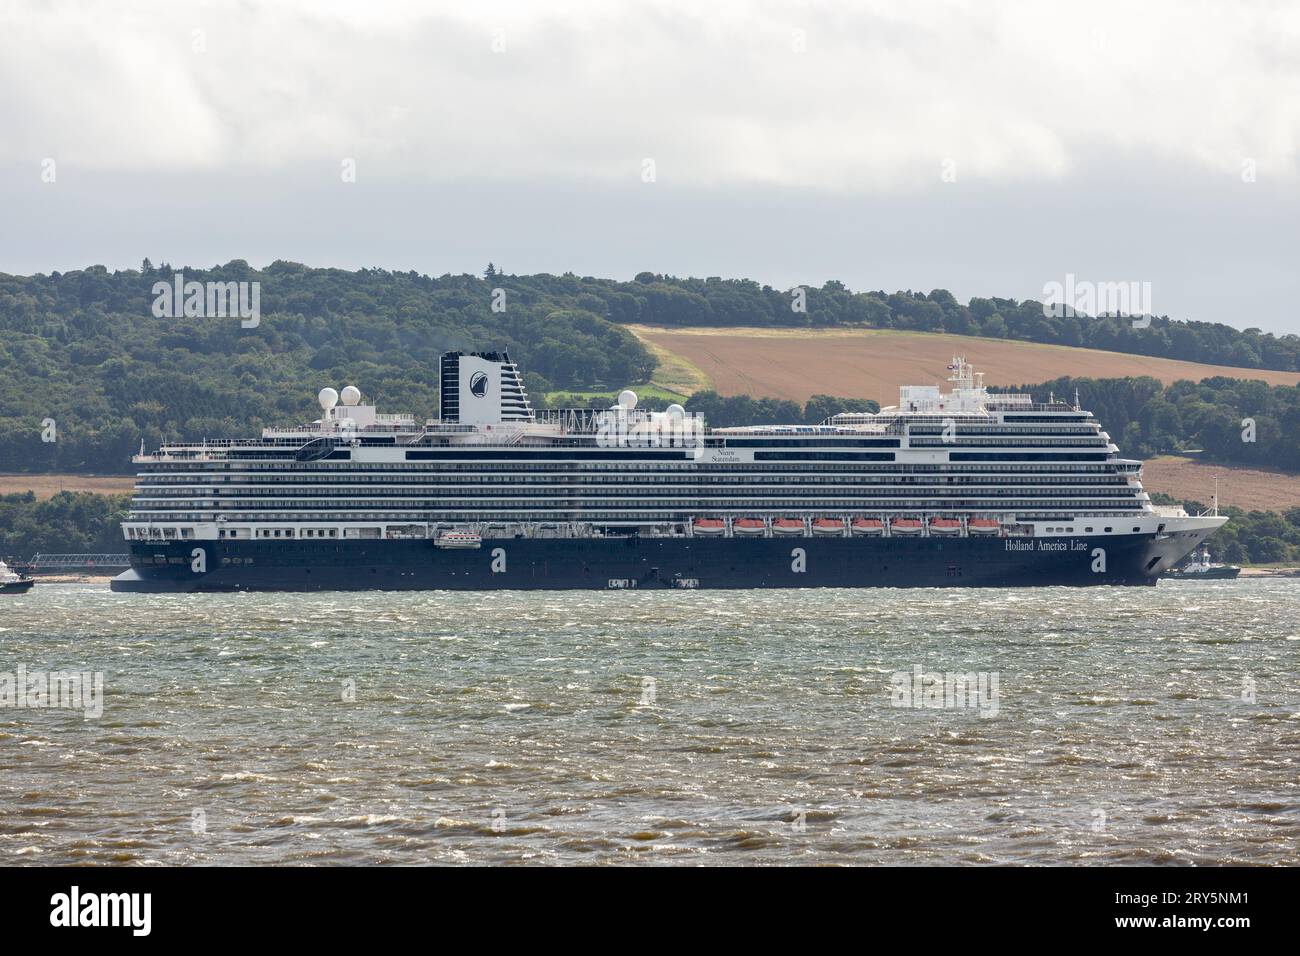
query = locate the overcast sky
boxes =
[2,0,1299,334]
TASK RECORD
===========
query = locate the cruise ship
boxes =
[110,352,1225,592]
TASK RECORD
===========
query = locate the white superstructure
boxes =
[120,353,1224,552]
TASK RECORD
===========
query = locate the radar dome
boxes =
[340,385,361,406]
[618,389,638,410]
[666,403,685,419]
[318,387,339,411]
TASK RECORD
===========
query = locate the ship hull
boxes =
[109,532,1193,592]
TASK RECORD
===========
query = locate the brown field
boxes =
[1141,457,1300,513]
[628,325,1300,404]
[0,474,135,500]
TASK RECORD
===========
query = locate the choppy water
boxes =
[1,581,1298,865]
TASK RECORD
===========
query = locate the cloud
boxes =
[3,0,1298,189]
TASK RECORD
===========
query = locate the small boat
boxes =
[692,518,726,536]
[732,518,767,536]
[812,518,846,536]
[968,519,1001,535]
[889,518,924,535]
[1162,546,1241,580]
[928,518,962,535]
[771,518,806,536]
[0,560,35,594]
[851,518,885,536]
[435,530,482,549]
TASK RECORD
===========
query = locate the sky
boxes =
[2,0,1299,334]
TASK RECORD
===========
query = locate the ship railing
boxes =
[25,553,131,574]
[261,425,418,438]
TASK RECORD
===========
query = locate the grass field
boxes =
[1141,457,1300,513]
[0,474,135,500]
[627,325,1300,404]
[542,383,692,406]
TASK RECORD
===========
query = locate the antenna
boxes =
[946,356,975,389]
[1213,476,1219,517]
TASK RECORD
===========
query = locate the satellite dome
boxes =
[618,389,638,410]
[340,385,361,406]
[665,403,685,419]
[318,387,339,411]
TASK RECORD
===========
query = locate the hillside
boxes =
[628,325,1300,404]
[1142,457,1300,513]
[0,474,136,498]
[2,262,1298,476]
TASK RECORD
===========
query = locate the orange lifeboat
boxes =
[968,518,1001,536]
[692,518,726,536]
[889,518,924,535]
[928,518,962,535]
[851,518,885,536]
[772,518,806,536]
[732,518,767,536]
[812,518,846,536]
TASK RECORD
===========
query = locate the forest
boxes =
[0,491,129,557]
[3,262,1299,475]
[1006,375,1300,471]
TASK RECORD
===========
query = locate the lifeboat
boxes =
[968,518,1001,536]
[928,518,962,535]
[889,518,924,535]
[692,518,726,536]
[812,518,846,536]
[772,518,806,536]
[435,530,482,549]
[732,518,767,536]
[851,518,885,536]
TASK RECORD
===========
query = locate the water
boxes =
[1,581,1297,865]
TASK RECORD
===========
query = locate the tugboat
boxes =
[0,559,35,594]
[1162,545,1241,580]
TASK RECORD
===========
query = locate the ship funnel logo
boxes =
[469,372,489,397]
